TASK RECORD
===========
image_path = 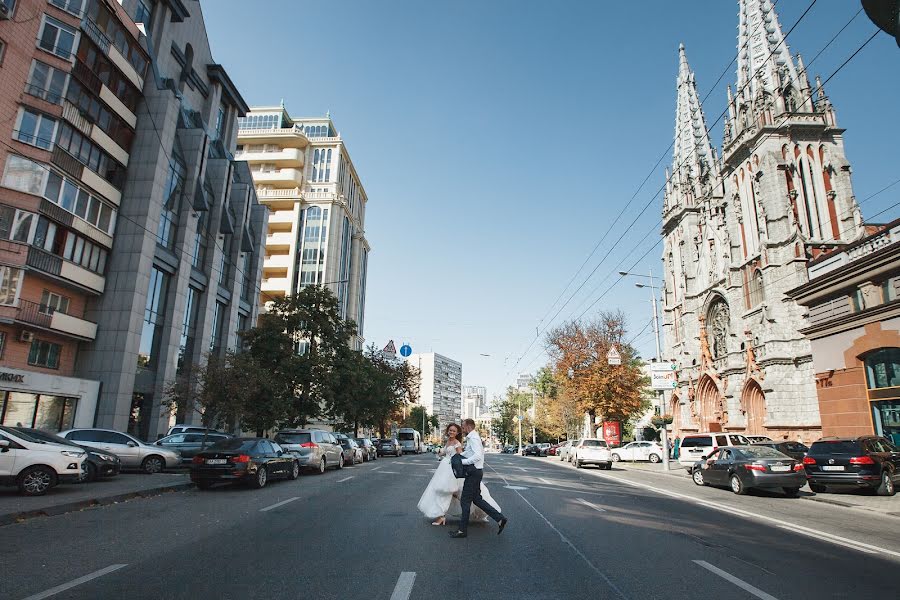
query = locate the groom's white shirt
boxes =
[460,430,485,469]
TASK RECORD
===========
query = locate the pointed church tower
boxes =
[665,0,866,445]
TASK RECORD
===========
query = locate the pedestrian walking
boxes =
[449,419,508,538]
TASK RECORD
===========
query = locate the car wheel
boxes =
[84,461,98,483]
[692,468,705,486]
[876,471,896,497]
[574,459,581,469]
[141,455,165,474]
[18,466,56,496]
[649,454,661,464]
[249,466,267,489]
[196,480,214,490]
[611,454,621,462]
[809,483,826,493]
[783,487,800,497]
[605,463,613,470]
[337,454,345,469]
[730,474,747,495]
[289,461,300,480]
[318,457,327,474]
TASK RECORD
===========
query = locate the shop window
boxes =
[865,348,900,390]
[1,392,37,427]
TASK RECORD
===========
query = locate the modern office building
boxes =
[406,352,462,432]
[0,0,266,439]
[236,105,370,348]
[462,385,487,420]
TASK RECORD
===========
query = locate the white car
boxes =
[572,438,612,470]
[0,426,86,496]
[558,440,578,462]
[611,441,665,463]
[677,432,752,469]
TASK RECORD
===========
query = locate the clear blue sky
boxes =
[202,0,899,401]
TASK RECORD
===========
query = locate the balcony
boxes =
[26,246,105,294]
[260,277,289,294]
[268,210,296,225]
[265,231,293,249]
[250,168,304,187]
[237,125,309,148]
[264,254,291,270]
[237,147,305,167]
[14,300,98,341]
[255,187,302,200]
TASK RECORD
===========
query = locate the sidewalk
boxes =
[0,471,193,526]
[610,459,900,518]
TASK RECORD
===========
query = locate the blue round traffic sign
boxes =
[400,344,412,357]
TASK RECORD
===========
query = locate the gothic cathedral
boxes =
[661,0,865,443]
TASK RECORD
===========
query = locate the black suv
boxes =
[804,436,899,496]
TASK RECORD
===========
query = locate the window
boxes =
[865,348,900,390]
[237,113,282,130]
[26,60,68,104]
[50,0,85,16]
[0,266,22,305]
[240,252,253,302]
[40,290,69,315]
[0,206,37,243]
[192,212,208,269]
[55,123,126,188]
[177,287,199,373]
[311,148,332,182]
[123,0,152,24]
[209,301,224,352]
[43,171,116,235]
[38,16,77,59]
[0,331,4,359]
[218,234,232,286]
[15,108,57,150]
[157,157,184,248]
[137,267,169,370]
[747,269,764,308]
[28,340,61,369]
[2,155,48,196]
[215,105,226,140]
[75,37,141,113]
[66,78,135,151]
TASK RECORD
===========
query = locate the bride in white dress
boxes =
[417,423,501,526]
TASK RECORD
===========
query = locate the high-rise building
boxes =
[0,0,266,439]
[406,352,462,432]
[236,106,370,349]
[661,1,865,444]
[462,385,487,420]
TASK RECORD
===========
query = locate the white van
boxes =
[397,428,422,454]
[677,432,751,469]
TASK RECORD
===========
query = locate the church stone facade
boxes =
[661,0,865,444]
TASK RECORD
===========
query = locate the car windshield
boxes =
[735,447,789,459]
[398,432,415,441]
[276,433,311,444]
[208,438,259,452]
[582,440,607,447]
[681,436,713,448]
[810,441,862,455]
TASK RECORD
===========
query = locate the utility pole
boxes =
[531,388,537,444]
[648,268,671,472]
[517,394,523,455]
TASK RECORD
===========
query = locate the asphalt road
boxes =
[1,453,898,600]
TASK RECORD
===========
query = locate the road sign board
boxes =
[399,344,412,357]
[651,365,678,390]
[650,362,677,372]
[517,415,525,421]
[607,345,622,366]
[383,340,397,355]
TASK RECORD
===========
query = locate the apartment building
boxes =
[406,353,462,433]
[0,0,266,440]
[237,105,370,348]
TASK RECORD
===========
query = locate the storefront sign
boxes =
[0,372,25,383]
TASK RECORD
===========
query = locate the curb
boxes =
[0,482,195,527]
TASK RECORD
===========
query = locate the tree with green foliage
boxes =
[402,405,439,436]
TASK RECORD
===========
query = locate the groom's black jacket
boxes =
[450,453,469,478]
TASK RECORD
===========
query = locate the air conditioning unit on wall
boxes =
[19,330,34,343]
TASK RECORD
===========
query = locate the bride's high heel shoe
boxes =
[431,517,446,526]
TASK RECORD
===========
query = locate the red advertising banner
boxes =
[602,421,621,446]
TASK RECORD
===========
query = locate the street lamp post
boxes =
[621,269,671,472]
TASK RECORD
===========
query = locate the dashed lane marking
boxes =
[337,476,353,483]
[21,564,127,600]
[576,497,606,512]
[389,572,416,600]
[260,497,299,512]
[693,560,780,600]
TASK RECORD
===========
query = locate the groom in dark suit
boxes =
[450,419,508,538]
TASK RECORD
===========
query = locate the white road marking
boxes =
[337,476,353,483]
[693,560,780,600]
[379,470,401,474]
[591,471,900,560]
[504,485,529,490]
[576,497,606,512]
[389,572,416,600]
[259,497,299,512]
[21,564,127,600]
[371,466,383,471]
[538,477,553,485]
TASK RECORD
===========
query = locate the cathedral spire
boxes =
[666,43,715,213]
[736,0,799,98]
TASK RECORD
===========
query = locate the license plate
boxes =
[205,458,227,465]
[770,465,790,472]
[821,465,845,471]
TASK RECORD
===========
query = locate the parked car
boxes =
[378,438,403,457]
[558,441,578,462]
[273,429,343,474]
[611,441,665,463]
[677,432,752,469]
[691,445,806,496]
[752,441,809,462]
[501,445,516,454]
[536,443,552,456]
[166,424,227,437]
[14,427,120,482]
[524,444,539,456]
[335,437,363,465]
[355,438,377,462]
[572,439,612,469]
[190,437,299,489]
[155,432,232,462]
[746,435,776,444]
[0,426,86,496]
[548,443,562,456]
[59,428,181,474]
[803,436,899,496]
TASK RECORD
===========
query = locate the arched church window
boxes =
[708,298,731,359]
[784,86,798,112]
[748,269,764,308]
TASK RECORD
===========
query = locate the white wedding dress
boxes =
[417,442,502,522]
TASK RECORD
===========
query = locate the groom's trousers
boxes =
[459,468,505,533]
